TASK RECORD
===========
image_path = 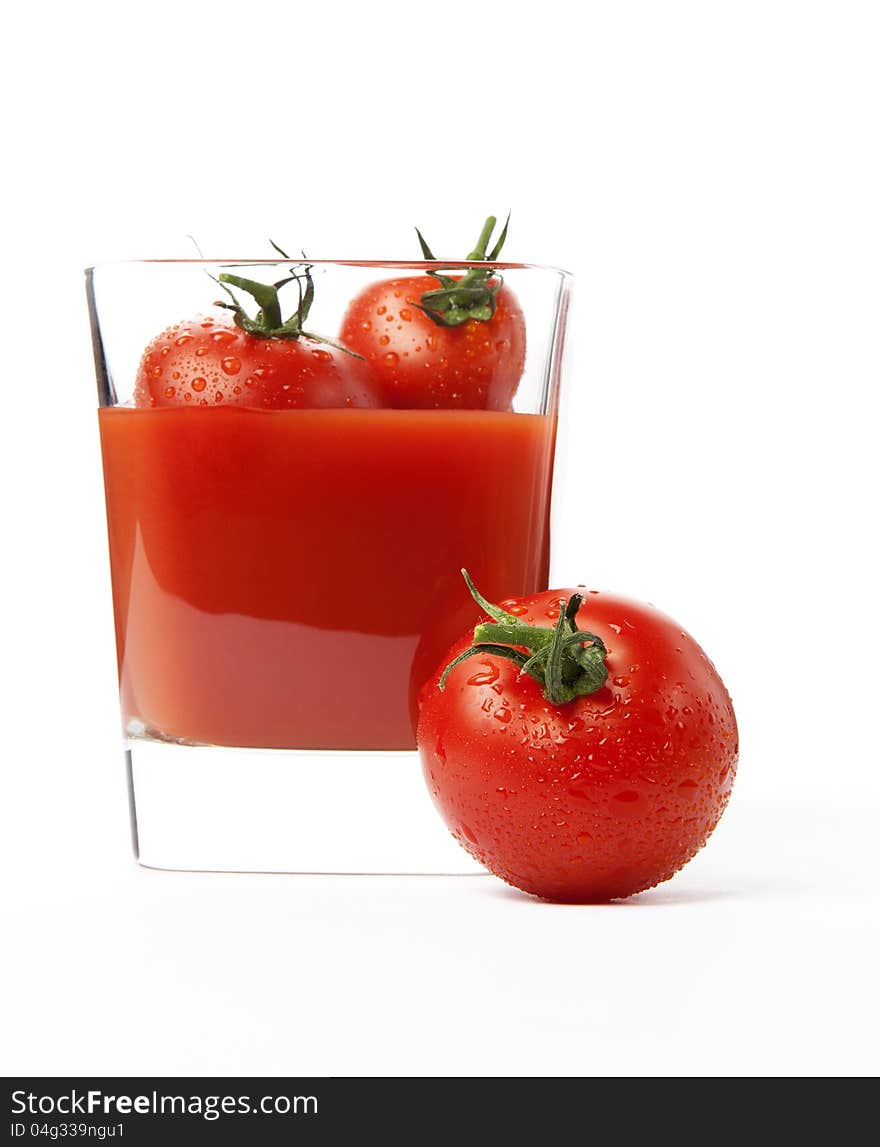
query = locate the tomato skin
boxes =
[339,276,526,409]
[417,589,738,902]
[134,313,382,410]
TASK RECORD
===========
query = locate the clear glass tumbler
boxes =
[88,257,571,872]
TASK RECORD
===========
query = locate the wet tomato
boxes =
[339,277,525,410]
[134,313,381,410]
[417,581,738,902]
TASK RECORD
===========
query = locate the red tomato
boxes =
[339,276,526,409]
[134,313,381,410]
[417,585,738,902]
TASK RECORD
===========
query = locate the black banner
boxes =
[3,1075,853,1142]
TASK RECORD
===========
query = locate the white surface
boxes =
[2,777,877,1077]
[1,1,878,1076]
[130,743,481,873]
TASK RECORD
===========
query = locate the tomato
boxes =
[339,215,526,409]
[417,580,738,902]
[135,267,382,410]
[339,277,526,410]
[134,313,381,410]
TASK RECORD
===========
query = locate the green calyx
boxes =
[212,246,362,356]
[415,214,510,328]
[439,570,609,705]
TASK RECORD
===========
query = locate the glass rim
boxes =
[85,258,573,277]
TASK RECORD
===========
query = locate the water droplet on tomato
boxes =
[214,391,224,402]
[613,676,630,687]
[164,386,175,398]
[496,339,510,353]
[383,352,399,367]
[175,334,193,347]
[151,366,162,379]
[493,708,512,724]
[400,308,412,321]
[678,778,699,790]
[311,349,333,362]
[467,663,500,686]
[221,356,241,375]
[376,305,387,315]
[500,600,528,616]
[568,777,592,800]
[195,346,210,357]
[200,318,214,328]
[211,329,236,343]
[191,377,206,392]
[608,623,622,635]
[378,334,390,346]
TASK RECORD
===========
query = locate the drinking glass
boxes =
[88,258,571,872]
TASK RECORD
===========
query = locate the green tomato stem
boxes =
[211,264,359,357]
[466,215,498,261]
[440,571,609,706]
[473,622,554,653]
[218,273,283,330]
[415,215,510,328]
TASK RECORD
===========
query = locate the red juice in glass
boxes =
[98,405,555,749]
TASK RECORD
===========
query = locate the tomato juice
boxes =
[99,406,555,749]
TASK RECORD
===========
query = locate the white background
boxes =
[1,0,878,1077]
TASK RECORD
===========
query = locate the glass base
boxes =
[126,739,483,874]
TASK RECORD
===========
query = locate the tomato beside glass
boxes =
[417,587,738,902]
